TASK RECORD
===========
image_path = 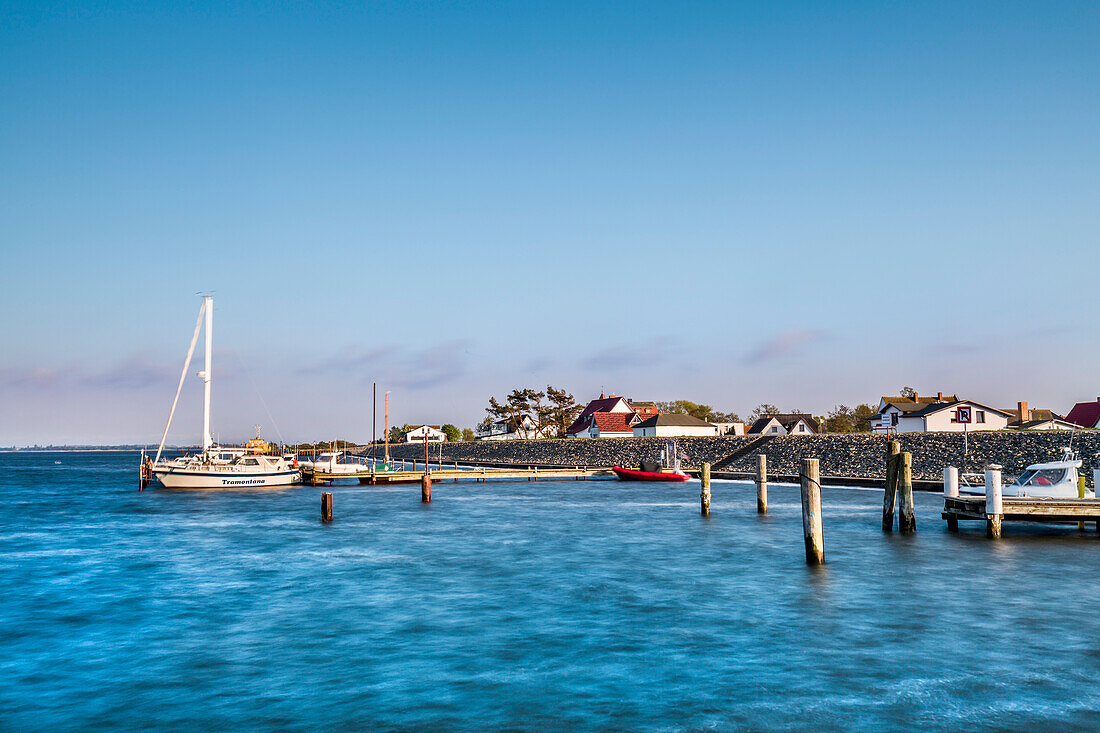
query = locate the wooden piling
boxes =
[1080,475,1087,530]
[701,462,711,516]
[756,454,768,514]
[898,452,916,534]
[800,458,824,565]
[321,492,333,522]
[882,440,900,531]
[421,472,432,503]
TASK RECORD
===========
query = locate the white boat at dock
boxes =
[300,450,371,475]
[142,296,300,489]
[960,447,1091,499]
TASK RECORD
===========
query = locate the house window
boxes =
[770,426,779,433]
[976,411,985,424]
[891,413,899,426]
[798,423,805,432]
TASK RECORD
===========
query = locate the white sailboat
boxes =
[146,296,300,488]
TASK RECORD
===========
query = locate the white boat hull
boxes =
[153,467,300,489]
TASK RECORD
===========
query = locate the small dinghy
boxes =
[614,440,691,482]
[612,466,690,482]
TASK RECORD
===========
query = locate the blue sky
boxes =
[1,1,1098,445]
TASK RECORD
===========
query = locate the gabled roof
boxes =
[904,400,1012,419]
[879,395,959,414]
[1010,418,1079,430]
[747,413,819,434]
[590,412,636,433]
[1066,398,1100,428]
[1003,407,1062,425]
[578,395,630,418]
[634,413,714,429]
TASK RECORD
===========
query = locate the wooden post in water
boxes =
[985,468,1003,539]
[882,440,901,531]
[756,454,768,514]
[701,462,711,516]
[800,458,824,565]
[421,472,432,502]
[321,492,333,522]
[898,452,916,534]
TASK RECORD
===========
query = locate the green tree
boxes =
[852,403,877,432]
[441,424,461,442]
[462,428,476,441]
[824,405,854,433]
[545,385,581,437]
[900,386,917,399]
[388,425,408,444]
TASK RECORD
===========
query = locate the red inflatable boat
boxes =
[612,466,691,482]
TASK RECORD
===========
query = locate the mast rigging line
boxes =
[154,299,206,465]
[231,348,288,450]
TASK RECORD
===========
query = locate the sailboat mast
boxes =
[201,295,213,454]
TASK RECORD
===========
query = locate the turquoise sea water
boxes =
[3,450,1100,730]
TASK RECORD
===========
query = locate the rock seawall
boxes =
[363,431,1100,483]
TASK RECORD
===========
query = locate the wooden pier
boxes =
[943,494,1100,535]
[302,465,615,486]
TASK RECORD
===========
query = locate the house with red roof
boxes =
[571,412,640,439]
[566,393,653,438]
[1066,398,1100,428]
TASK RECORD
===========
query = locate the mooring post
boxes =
[756,454,768,514]
[321,492,333,522]
[882,439,900,531]
[800,458,824,565]
[421,472,432,503]
[943,466,959,498]
[898,452,916,534]
[944,466,959,531]
[701,462,711,516]
[985,468,1003,539]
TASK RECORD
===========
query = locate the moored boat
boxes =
[613,466,690,482]
[144,296,300,489]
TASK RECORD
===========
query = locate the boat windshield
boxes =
[1014,468,1067,487]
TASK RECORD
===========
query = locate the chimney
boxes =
[600,392,605,399]
[1018,401,1029,422]
[912,391,919,402]
[937,392,944,401]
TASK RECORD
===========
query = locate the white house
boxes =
[565,394,639,437]
[633,413,719,437]
[714,422,746,436]
[404,425,446,443]
[871,392,959,433]
[747,414,819,435]
[880,399,1011,433]
[1006,401,1079,430]
[476,415,547,441]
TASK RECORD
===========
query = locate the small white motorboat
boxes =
[304,451,367,475]
[962,447,1091,499]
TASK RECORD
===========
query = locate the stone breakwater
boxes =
[366,431,1100,484]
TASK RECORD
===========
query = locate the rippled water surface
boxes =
[3,451,1100,730]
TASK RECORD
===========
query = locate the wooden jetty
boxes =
[943,494,1100,536]
[942,465,1100,537]
[301,465,615,486]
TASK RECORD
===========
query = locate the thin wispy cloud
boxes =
[581,337,680,371]
[0,358,176,392]
[299,340,472,390]
[744,329,825,364]
[81,357,174,389]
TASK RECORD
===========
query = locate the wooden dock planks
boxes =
[302,466,615,486]
[943,494,1100,525]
